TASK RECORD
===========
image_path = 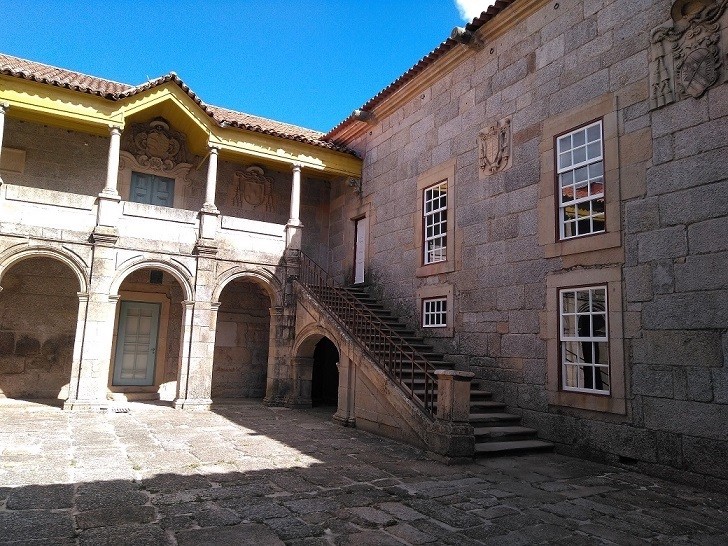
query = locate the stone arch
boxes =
[0,245,88,293]
[110,259,194,302]
[212,265,282,308]
[294,324,342,408]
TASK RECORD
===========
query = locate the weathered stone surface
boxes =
[632,330,722,368]
[643,398,728,441]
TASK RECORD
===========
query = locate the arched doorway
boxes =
[212,279,271,400]
[110,267,186,401]
[311,337,339,407]
[0,256,80,401]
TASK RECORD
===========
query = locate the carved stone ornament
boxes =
[649,0,728,109]
[231,166,275,211]
[121,117,190,171]
[478,117,512,175]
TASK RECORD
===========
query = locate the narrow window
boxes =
[557,121,605,239]
[423,181,447,264]
[423,297,447,327]
[559,286,609,394]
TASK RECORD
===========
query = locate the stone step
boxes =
[473,425,539,442]
[474,439,554,456]
[470,400,506,411]
[469,412,522,425]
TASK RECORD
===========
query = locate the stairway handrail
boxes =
[296,251,438,417]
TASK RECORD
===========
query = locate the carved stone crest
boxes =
[121,117,190,171]
[478,117,512,175]
[649,0,728,109]
[232,166,274,211]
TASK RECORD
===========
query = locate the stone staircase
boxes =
[333,284,553,457]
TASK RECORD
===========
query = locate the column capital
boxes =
[0,103,8,114]
[291,162,302,172]
[108,125,122,136]
[208,144,220,154]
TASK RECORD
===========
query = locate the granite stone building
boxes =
[1,0,726,485]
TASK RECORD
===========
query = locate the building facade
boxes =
[1,0,727,485]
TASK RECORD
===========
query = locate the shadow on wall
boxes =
[0,257,79,401]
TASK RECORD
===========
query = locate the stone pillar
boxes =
[65,294,119,410]
[94,125,123,241]
[286,162,303,249]
[264,306,295,406]
[428,369,475,462]
[287,356,313,408]
[174,300,195,406]
[174,300,216,410]
[333,352,356,426]
[0,103,7,186]
[63,292,90,408]
[199,145,220,242]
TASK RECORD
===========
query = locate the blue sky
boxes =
[1,1,493,132]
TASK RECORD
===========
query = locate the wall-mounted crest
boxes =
[122,117,190,171]
[232,166,274,211]
[478,117,512,175]
[649,0,728,109]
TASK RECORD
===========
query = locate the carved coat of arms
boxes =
[478,117,512,175]
[122,117,190,171]
[649,0,727,109]
[231,166,275,211]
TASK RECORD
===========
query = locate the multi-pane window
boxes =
[559,286,609,394]
[130,172,175,207]
[422,297,447,327]
[557,121,605,239]
[423,181,447,264]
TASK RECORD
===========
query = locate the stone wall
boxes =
[0,257,79,399]
[329,0,727,483]
[213,280,270,399]
[2,119,107,196]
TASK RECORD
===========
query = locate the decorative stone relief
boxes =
[478,117,511,175]
[649,0,728,109]
[230,166,275,211]
[121,117,190,171]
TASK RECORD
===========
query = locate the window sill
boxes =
[548,389,626,414]
[416,260,454,277]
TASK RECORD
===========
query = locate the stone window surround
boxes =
[545,266,626,415]
[415,158,456,277]
[118,150,193,210]
[538,93,621,258]
[416,283,454,338]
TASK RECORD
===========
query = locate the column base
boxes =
[333,411,356,427]
[173,398,212,410]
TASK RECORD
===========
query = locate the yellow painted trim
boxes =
[0,76,361,177]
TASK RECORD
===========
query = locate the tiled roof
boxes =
[323,0,515,141]
[0,53,353,154]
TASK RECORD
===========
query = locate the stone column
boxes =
[94,125,123,241]
[174,300,195,407]
[63,292,90,408]
[287,356,313,408]
[0,103,7,185]
[333,352,356,426]
[174,300,216,410]
[286,162,303,249]
[264,306,295,406]
[198,145,220,243]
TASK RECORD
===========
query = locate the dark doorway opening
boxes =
[311,337,339,407]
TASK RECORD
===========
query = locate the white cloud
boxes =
[454,0,496,22]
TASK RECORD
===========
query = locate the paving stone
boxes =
[5,483,74,509]
[175,523,284,546]
[75,505,157,529]
[0,510,74,542]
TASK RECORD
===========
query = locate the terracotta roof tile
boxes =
[0,53,354,155]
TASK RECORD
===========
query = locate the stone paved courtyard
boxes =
[0,400,726,545]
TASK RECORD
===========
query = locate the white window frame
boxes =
[559,285,610,395]
[557,120,605,240]
[423,180,448,265]
[422,297,447,328]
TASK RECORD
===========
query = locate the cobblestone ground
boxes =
[0,400,726,545]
